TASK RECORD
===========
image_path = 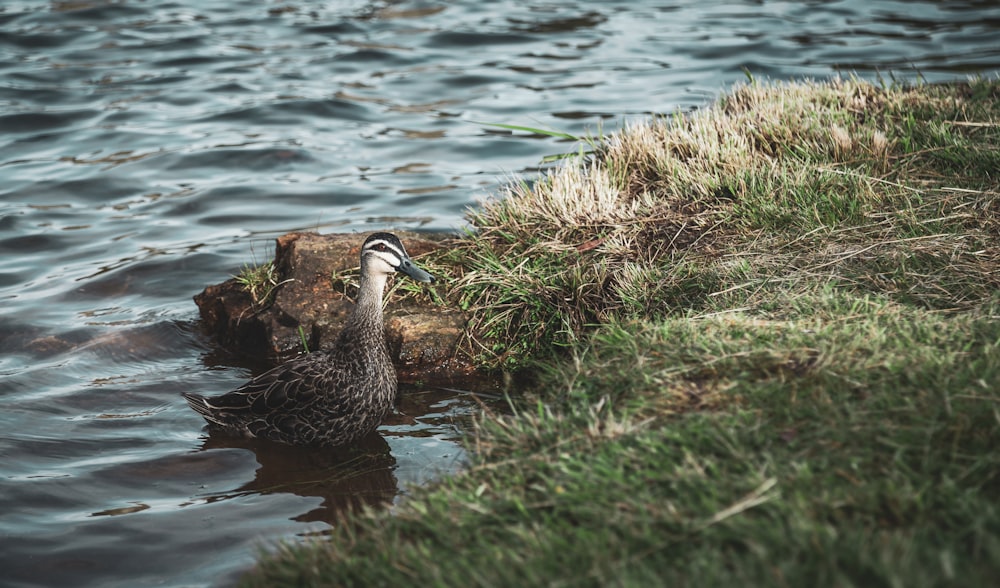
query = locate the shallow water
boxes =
[1,1,998,586]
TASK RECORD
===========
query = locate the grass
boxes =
[449,77,999,368]
[234,259,290,311]
[241,77,1000,586]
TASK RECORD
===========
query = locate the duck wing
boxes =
[183,351,344,439]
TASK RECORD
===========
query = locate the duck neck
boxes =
[344,269,388,337]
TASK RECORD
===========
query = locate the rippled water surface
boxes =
[2,1,998,586]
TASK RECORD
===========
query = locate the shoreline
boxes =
[235,77,999,586]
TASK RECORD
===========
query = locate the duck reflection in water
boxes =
[197,432,398,525]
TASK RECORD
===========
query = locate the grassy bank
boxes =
[243,78,1000,586]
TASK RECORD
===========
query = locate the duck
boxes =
[183,232,435,447]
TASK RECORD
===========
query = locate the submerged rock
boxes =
[194,231,474,381]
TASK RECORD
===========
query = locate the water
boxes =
[1,1,997,586]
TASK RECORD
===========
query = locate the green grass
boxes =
[245,293,1000,587]
[233,259,290,311]
[242,78,1000,586]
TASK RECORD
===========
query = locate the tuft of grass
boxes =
[234,259,292,311]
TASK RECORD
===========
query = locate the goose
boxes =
[184,232,435,447]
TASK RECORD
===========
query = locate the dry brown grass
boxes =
[444,77,1000,367]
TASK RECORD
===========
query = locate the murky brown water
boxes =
[2,0,998,586]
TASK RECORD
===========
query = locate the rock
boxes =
[193,231,476,382]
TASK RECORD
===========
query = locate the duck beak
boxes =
[398,258,435,283]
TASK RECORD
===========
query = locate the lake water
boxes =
[1,1,998,586]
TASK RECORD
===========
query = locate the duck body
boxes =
[184,232,434,447]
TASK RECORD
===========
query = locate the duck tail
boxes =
[183,392,224,426]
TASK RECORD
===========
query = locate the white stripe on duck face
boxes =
[363,238,406,269]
